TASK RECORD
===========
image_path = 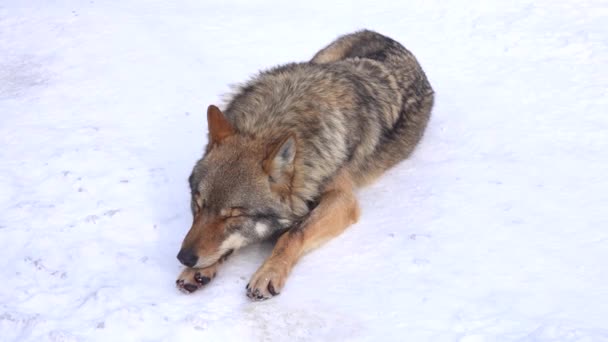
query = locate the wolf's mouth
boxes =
[219,249,234,262]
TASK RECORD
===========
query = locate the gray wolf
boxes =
[175,29,434,300]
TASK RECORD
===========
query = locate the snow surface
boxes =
[1,0,607,341]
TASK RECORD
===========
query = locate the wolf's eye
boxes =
[221,208,247,218]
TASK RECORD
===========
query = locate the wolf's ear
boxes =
[263,134,296,183]
[207,105,234,144]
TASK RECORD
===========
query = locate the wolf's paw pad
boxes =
[176,266,217,294]
[246,264,286,301]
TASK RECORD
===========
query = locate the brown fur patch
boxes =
[207,105,234,144]
[181,212,227,267]
[247,170,359,300]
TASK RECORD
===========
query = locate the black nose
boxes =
[177,248,198,267]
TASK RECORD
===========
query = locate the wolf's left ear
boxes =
[207,105,234,144]
[263,134,296,183]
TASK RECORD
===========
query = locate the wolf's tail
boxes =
[311,29,401,64]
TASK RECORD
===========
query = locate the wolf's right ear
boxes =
[263,134,296,184]
[207,105,234,144]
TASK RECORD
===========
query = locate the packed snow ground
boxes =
[1,0,607,341]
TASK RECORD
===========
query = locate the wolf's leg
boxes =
[246,171,360,300]
[176,263,219,294]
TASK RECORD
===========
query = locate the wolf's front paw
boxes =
[246,262,288,301]
[176,264,218,294]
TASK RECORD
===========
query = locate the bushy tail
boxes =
[311,29,400,64]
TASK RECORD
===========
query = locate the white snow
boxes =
[1,0,607,341]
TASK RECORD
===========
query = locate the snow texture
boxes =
[1,0,607,341]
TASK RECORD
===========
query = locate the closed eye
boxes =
[221,207,249,219]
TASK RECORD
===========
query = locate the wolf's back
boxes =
[222,30,434,199]
[311,29,432,93]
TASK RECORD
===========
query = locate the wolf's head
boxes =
[177,105,299,268]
